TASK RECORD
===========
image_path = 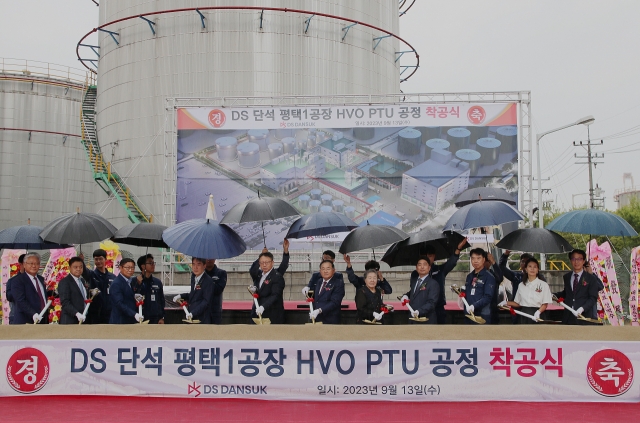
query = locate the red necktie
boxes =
[572,273,579,293]
[34,276,45,309]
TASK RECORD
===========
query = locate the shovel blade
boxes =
[363,319,382,325]
[252,317,271,325]
[305,321,324,325]
[182,319,201,324]
[465,314,485,324]
[409,317,429,322]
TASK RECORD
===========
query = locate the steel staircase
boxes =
[80,85,151,223]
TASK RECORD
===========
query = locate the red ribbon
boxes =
[401,299,409,306]
[509,307,516,316]
[381,307,390,314]
[136,301,144,307]
[47,296,55,302]
[180,301,188,307]
[306,298,314,303]
[557,297,564,303]
[84,299,92,304]
[252,293,259,299]
[459,292,466,298]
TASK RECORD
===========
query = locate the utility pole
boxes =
[574,124,604,209]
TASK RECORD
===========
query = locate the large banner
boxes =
[2,339,636,401]
[176,103,519,250]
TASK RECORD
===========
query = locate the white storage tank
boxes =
[447,128,471,153]
[309,200,322,213]
[497,126,518,154]
[281,137,296,154]
[344,206,356,219]
[476,137,502,165]
[455,149,481,176]
[248,129,270,151]
[397,128,422,155]
[332,200,344,212]
[268,142,284,160]
[216,137,238,162]
[321,194,333,206]
[425,138,450,161]
[298,195,311,209]
[237,142,261,168]
[310,189,322,200]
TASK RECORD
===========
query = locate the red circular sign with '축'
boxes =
[586,349,634,397]
[208,109,226,128]
[6,347,50,394]
[467,105,486,125]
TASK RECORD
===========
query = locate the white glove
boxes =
[256,305,265,316]
[498,300,507,307]
[310,308,321,320]
[76,312,86,323]
[466,304,475,314]
[135,293,144,302]
[32,313,41,324]
[573,306,584,317]
[302,286,310,296]
[532,310,541,322]
[400,295,409,303]
[186,312,193,320]
[134,313,144,323]
[173,294,182,303]
[411,309,420,318]
[372,311,383,321]
[249,285,257,293]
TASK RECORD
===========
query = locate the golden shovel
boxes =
[177,299,200,324]
[450,285,485,324]
[396,296,428,322]
[248,286,271,325]
[305,290,323,325]
[552,295,603,325]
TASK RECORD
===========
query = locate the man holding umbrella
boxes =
[89,249,116,324]
[458,248,496,324]
[408,238,468,324]
[249,252,285,324]
[110,258,144,324]
[553,249,601,325]
[132,254,165,324]
[173,258,214,324]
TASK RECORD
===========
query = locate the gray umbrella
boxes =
[112,222,169,248]
[0,223,71,250]
[496,228,573,254]
[338,222,409,259]
[40,210,117,245]
[455,187,516,208]
[220,192,300,247]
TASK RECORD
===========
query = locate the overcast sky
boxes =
[2,0,639,211]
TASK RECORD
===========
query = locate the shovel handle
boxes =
[79,301,91,325]
[36,300,52,325]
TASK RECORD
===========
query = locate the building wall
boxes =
[0,74,95,230]
[96,0,400,227]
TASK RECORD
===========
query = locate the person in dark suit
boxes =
[554,249,601,325]
[5,253,26,324]
[58,257,91,324]
[355,269,385,324]
[12,253,49,324]
[302,250,344,298]
[344,256,392,295]
[132,254,165,324]
[400,257,439,324]
[458,248,496,324]
[205,258,227,324]
[109,258,143,324]
[249,239,290,278]
[88,249,116,324]
[173,257,214,324]
[249,252,285,324]
[308,260,345,324]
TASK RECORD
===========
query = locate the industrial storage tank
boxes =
[298,195,310,209]
[321,194,333,206]
[344,206,356,219]
[476,137,501,166]
[496,126,518,154]
[332,200,344,212]
[354,127,375,141]
[276,128,294,140]
[216,137,238,162]
[397,128,422,155]
[0,59,95,230]
[424,138,450,161]
[248,129,270,151]
[237,142,261,168]
[309,200,322,213]
[268,142,284,160]
[93,0,401,228]
[447,128,471,153]
[417,126,441,140]
[456,149,481,176]
[310,189,322,200]
[320,206,333,213]
[281,137,296,154]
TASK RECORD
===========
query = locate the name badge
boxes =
[470,288,476,296]
[151,294,156,302]
[107,287,110,295]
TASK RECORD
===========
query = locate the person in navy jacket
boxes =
[249,252,285,324]
[109,258,143,324]
[401,257,439,324]
[89,249,116,324]
[174,257,214,324]
[302,250,345,299]
[205,259,227,324]
[5,253,26,324]
[459,248,496,324]
[308,260,345,324]
[12,253,50,325]
[132,254,165,324]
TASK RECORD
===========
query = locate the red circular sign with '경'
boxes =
[208,109,226,128]
[586,349,634,397]
[6,347,50,394]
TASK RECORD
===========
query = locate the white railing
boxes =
[0,57,93,85]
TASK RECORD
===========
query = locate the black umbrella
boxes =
[338,223,408,258]
[112,222,169,248]
[455,187,516,208]
[220,192,300,247]
[443,201,524,231]
[0,223,71,250]
[495,228,573,254]
[381,229,466,267]
[285,212,358,239]
[40,210,117,245]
